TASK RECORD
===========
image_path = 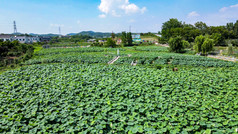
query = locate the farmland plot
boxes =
[115,52,237,67]
[0,64,238,133]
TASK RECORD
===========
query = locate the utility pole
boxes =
[13,21,17,34]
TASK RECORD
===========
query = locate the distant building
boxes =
[87,39,96,43]
[132,34,141,42]
[0,34,40,43]
[98,40,106,43]
[14,36,40,44]
[155,34,161,37]
[40,36,52,42]
[0,34,12,42]
[116,39,122,44]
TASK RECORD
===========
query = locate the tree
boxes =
[231,40,238,47]
[208,26,229,39]
[182,40,190,48]
[194,35,214,55]
[162,18,183,30]
[127,32,133,46]
[201,38,214,55]
[106,38,116,48]
[195,22,208,31]
[121,31,133,46]
[227,44,233,55]
[182,27,201,42]
[161,18,183,39]
[226,23,234,31]
[234,20,238,37]
[121,32,127,45]
[210,33,224,46]
[168,36,185,53]
[194,35,205,52]
[111,32,115,39]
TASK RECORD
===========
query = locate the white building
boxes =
[98,40,106,43]
[0,34,40,43]
[0,35,12,41]
[87,39,96,43]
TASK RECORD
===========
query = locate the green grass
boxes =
[214,46,238,58]
[141,35,158,42]
[50,42,92,47]
[34,46,43,53]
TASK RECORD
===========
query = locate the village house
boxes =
[116,38,122,44]
[0,34,40,43]
[0,34,12,42]
[98,40,106,43]
[132,34,141,42]
[39,36,52,42]
[87,39,96,43]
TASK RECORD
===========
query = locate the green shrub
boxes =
[158,37,167,44]
[182,40,190,48]
[105,38,116,48]
[201,38,214,55]
[194,35,205,52]
[231,40,238,47]
[227,44,233,55]
[194,35,214,55]
[211,33,225,46]
[168,36,185,53]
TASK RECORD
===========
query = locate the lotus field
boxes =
[0,46,238,133]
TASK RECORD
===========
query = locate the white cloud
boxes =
[99,14,107,18]
[186,3,238,26]
[120,3,140,14]
[220,4,238,12]
[212,3,238,25]
[219,7,228,12]
[187,11,200,18]
[111,10,121,17]
[98,0,146,17]
[230,4,238,8]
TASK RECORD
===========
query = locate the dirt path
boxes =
[108,56,120,64]
[208,55,237,62]
[51,45,91,48]
[158,44,169,48]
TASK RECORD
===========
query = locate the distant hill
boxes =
[67,31,112,38]
[29,33,59,37]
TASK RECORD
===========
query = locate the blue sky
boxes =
[0,0,238,34]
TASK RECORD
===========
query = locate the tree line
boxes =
[160,18,238,45]
[93,32,133,48]
[0,40,34,67]
[160,18,238,55]
[50,35,93,44]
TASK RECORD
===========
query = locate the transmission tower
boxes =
[59,27,61,35]
[13,21,17,34]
